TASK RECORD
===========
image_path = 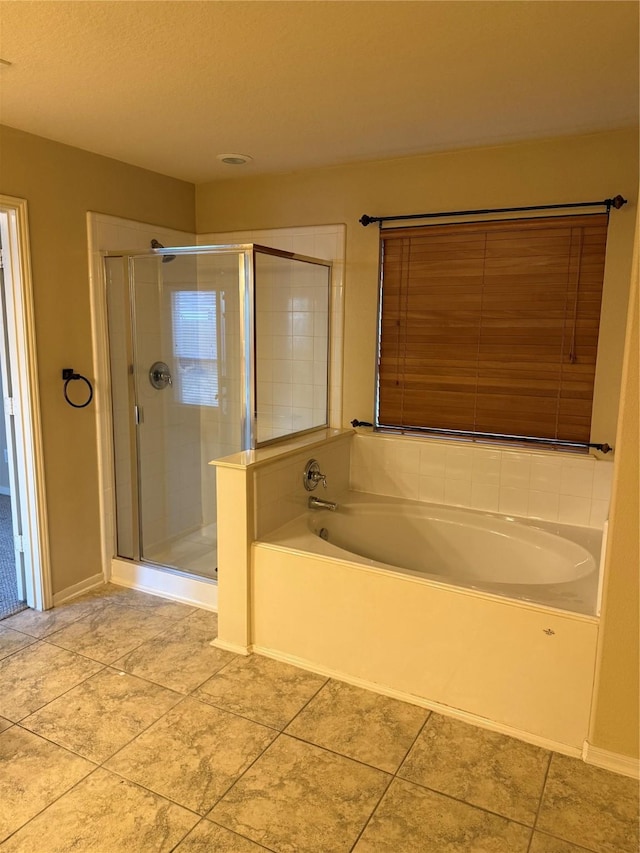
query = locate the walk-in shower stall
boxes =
[105,244,331,578]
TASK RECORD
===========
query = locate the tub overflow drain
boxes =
[319,528,329,541]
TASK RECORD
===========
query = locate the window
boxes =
[376,214,608,446]
[172,290,218,407]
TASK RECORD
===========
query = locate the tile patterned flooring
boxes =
[0,585,637,852]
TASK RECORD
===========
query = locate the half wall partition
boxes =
[104,244,331,578]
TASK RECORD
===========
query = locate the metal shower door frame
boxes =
[104,244,255,569]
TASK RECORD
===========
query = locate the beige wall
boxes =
[0,125,195,595]
[197,128,638,447]
[590,231,639,759]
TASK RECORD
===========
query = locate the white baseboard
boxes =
[210,638,250,656]
[252,643,583,758]
[110,559,218,611]
[52,572,105,607]
[583,741,640,779]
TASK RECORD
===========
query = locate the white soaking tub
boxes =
[251,490,602,751]
[262,491,601,616]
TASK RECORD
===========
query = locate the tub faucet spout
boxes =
[308,496,338,511]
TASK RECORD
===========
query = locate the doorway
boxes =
[0,196,51,618]
[0,295,25,618]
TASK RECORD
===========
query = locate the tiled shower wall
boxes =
[199,225,346,433]
[254,252,330,443]
[350,433,614,529]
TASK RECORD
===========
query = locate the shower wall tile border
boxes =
[350,433,613,529]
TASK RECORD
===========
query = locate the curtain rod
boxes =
[359,195,627,227]
[352,422,612,454]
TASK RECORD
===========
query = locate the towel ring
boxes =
[62,369,94,409]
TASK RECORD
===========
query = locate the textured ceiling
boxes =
[0,1,638,183]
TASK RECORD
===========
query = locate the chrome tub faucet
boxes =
[308,496,338,511]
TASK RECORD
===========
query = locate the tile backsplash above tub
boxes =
[350,433,613,529]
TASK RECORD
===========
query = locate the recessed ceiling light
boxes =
[217,153,253,166]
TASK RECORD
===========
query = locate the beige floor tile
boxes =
[196,653,326,729]
[1,596,104,638]
[0,642,102,721]
[537,753,639,853]
[114,618,235,694]
[398,713,550,824]
[529,832,597,852]
[46,603,174,664]
[174,820,271,852]
[105,697,276,814]
[285,679,428,772]
[0,717,12,732]
[0,727,94,843]
[0,624,36,660]
[88,584,197,620]
[353,777,531,853]
[184,607,219,634]
[0,767,198,853]
[21,668,182,762]
[210,734,390,853]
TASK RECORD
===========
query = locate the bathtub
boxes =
[250,490,601,751]
[262,491,601,616]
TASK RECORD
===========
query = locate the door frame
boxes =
[0,195,52,611]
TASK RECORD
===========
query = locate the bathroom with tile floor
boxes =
[0,584,637,852]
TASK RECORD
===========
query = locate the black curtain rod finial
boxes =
[359,215,375,227]
[608,195,627,210]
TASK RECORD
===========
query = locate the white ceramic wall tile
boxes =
[419,475,445,504]
[528,490,560,521]
[589,499,609,528]
[445,445,474,480]
[444,478,472,507]
[560,463,594,498]
[470,482,500,512]
[592,461,614,501]
[558,494,592,526]
[499,486,530,517]
[394,470,420,501]
[500,453,532,488]
[394,441,422,473]
[530,458,562,493]
[350,433,611,527]
[471,448,502,485]
[419,443,446,477]
[350,465,373,493]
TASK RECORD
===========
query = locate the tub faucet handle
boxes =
[303,459,327,491]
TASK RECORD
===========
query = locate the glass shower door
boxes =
[122,250,245,577]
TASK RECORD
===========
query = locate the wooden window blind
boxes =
[377,214,608,444]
